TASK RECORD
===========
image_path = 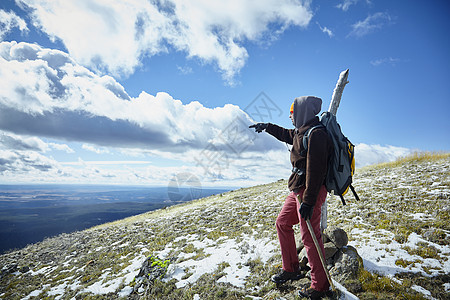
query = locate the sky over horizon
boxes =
[0,0,449,188]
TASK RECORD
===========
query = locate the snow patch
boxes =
[350,228,450,277]
[411,285,435,299]
[164,234,277,288]
[83,254,145,296]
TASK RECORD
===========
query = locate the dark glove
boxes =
[249,123,268,133]
[299,203,314,220]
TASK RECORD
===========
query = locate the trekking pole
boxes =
[305,219,335,292]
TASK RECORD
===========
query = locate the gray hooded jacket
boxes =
[292,96,322,129]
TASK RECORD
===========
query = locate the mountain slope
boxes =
[1,153,449,300]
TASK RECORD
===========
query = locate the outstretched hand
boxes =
[249,123,268,133]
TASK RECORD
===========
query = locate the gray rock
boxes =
[132,256,171,294]
[298,247,310,272]
[323,234,331,244]
[324,242,338,260]
[298,242,338,269]
[137,256,168,281]
[422,228,435,239]
[295,232,304,253]
[324,226,348,249]
[329,245,363,283]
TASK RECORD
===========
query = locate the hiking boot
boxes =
[298,286,332,299]
[270,269,304,284]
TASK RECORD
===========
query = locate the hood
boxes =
[293,96,322,128]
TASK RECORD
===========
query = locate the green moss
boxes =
[359,269,399,293]
[183,243,196,253]
[191,249,209,261]
[402,244,441,260]
[148,255,170,269]
[395,258,412,268]
[81,270,102,284]
[181,271,193,280]
[394,227,413,244]
[435,210,450,231]
[207,229,226,240]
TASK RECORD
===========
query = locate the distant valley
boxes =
[0,184,230,254]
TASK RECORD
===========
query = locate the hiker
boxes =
[250,96,333,299]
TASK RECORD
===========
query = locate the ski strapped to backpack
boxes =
[302,111,360,205]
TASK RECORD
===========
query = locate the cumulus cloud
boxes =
[0,131,47,152]
[0,42,414,186]
[0,140,414,186]
[0,149,121,184]
[0,9,28,40]
[17,0,313,83]
[0,149,58,173]
[0,39,289,186]
[348,12,394,38]
[0,130,74,156]
[0,41,281,155]
[355,143,413,168]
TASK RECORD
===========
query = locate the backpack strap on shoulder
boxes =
[302,124,325,152]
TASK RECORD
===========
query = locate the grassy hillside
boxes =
[0,153,449,300]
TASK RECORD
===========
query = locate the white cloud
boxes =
[62,160,152,166]
[355,143,413,168]
[0,141,415,186]
[16,0,313,83]
[348,12,394,38]
[48,142,74,153]
[0,130,47,152]
[0,130,74,154]
[336,0,358,11]
[370,57,401,66]
[0,42,415,186]
[336,0,372,11]
[82,144,111,154]
[0,41,281,154]
[0,9,28,41]
[0,148,59,174]
[177,65,193,75]
[317,22,333,38]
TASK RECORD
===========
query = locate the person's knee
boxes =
[276,219,292,232]
[275,218,283,228]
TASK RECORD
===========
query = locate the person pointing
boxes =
[250,96,333,299]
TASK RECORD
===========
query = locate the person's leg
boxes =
[275,191,302,272]
[298,185,330,291]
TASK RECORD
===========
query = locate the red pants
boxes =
[275,185,329,291]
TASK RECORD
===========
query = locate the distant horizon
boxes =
[0,183,239,189]
[2,150,447,188]
[0,183,232,253]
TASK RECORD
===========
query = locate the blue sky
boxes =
[0,0,449,187]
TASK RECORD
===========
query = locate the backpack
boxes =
[302,111,360,205]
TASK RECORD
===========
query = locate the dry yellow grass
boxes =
[363,151,449,170]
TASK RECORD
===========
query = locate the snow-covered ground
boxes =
[1,154,449,299]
